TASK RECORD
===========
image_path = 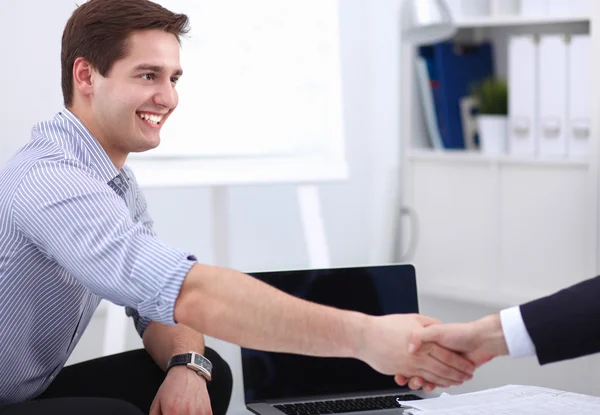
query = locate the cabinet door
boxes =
[410,160,497,296]
[499,165,593,301]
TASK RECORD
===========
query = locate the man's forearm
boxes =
[174,263,368,360]
[143,320,206,371]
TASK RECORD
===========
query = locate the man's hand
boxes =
[358,314,475,389]
[150,366,212,415]
[394,313,510,391]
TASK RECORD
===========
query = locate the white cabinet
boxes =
[498,164,593,297]
[400,4,599,307]
[407,155,498,300]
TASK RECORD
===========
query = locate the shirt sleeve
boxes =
[126,307,153,337]
[12,160,196,326]
[499,306,537,358]
[123,166,160,337]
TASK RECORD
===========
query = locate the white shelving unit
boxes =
[454,15,589,28]
[408,148,591,167]
[400,3,599,308]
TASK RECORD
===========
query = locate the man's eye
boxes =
[170,77,180,84]
[141,73,155,80]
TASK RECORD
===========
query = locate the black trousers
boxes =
[0,348,233,415]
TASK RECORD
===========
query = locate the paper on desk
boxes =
[400,384,600,414]
[400,385,558,411]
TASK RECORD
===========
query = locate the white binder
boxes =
[567,35,591,158]
[538,35,568,157]
[508,35,538,156]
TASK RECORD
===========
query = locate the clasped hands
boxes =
[362,313,509,393]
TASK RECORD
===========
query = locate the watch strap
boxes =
[167,352,212,381]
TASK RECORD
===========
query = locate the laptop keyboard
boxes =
[273,394,423,415]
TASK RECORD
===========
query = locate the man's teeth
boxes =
[137,113,162,125]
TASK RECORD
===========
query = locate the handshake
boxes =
[361,275,598,391]
[360,312,511,393]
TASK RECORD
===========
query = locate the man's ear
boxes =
[72,57,96,99]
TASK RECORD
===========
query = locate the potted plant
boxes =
[470,77,508,155]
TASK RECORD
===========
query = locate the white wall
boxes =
[3,0,599,414]
[138,0,390,273]
[1,0,72,162]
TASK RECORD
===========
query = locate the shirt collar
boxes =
[57,108,120,184]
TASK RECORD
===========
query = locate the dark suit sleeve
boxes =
[520,275,600,365]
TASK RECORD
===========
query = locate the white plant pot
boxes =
[478,115,508,156]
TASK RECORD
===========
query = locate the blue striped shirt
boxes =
[0,109,197,404]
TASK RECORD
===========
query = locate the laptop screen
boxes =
[241,264,418,404]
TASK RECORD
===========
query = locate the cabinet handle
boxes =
[511,117,530,138]
[541,116,561,139]
[571,118,590,139]
[396,205,419,262]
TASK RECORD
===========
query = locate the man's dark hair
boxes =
[61,0,190,106]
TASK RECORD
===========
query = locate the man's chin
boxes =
[130,139,161,154]
[131,147,159,154]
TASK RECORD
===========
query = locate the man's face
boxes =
[90,29,182,156]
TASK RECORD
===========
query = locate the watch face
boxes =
[193,353,212,372]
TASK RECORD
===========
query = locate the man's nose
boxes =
[153,81,177,109]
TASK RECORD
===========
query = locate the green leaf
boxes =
[469,77,508,115]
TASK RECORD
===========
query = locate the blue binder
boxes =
[419,41,494,149]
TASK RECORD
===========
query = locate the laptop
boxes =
[241,264,435,415]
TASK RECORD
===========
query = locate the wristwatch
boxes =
[167,352,212,381]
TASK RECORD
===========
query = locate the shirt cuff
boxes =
[137,253,197,326]
[499,306,537,358]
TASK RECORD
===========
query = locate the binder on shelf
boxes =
[415,57,444,150]
[459,96,479,150]
[538,35,567,157]
[419,41,494,150]
[508,35,538,156]
[567,35,591,158]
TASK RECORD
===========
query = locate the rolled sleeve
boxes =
[13,160,196,326]
[135,251,196,324]
[126,307,152,337]
[126,252,196,335]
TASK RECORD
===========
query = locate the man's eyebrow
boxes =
[133,64,183,76]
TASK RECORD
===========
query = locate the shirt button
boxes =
[50,375,55,380]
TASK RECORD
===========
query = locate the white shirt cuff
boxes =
[499,306,536,358]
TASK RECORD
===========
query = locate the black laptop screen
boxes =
[241,264,418,404]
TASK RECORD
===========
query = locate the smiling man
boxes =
[65,35,181,161]
[0,1,477,414]
[0,3,232,415]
